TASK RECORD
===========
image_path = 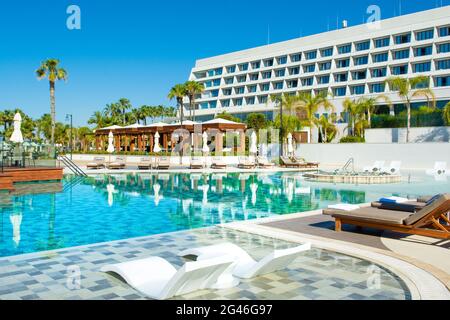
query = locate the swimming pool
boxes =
[0,171,448,257]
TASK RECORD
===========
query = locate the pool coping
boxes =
[220,211,450,300]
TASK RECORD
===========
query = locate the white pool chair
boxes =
[425,162,448,181]
[179,242,311,281]
[363,160,385,173]
[100,255,233,300]
[382,161,401,174]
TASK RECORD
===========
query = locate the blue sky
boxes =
[0,0,448,126]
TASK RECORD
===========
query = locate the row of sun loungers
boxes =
[86,155,295,170]
[323,193,450,240]
[280,156,319,169]
[100,242,311,300]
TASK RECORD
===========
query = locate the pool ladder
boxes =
[58,155,87,177]
[341,158,355,173]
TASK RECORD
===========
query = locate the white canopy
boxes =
[202,118,241,125]
[99,125,123,131]
[124,123,144,129]
[170,120,199,126]
[147,122,168,127]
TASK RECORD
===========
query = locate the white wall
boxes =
[365,127,450,143]
[296,143,450,170]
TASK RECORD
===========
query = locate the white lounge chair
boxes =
[363,160,385,173]
[100,255,233,300]
[382,161,401,174]
[179,242,311,282]
[425,161,448,181]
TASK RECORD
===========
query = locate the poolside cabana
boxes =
[93,119,247,154]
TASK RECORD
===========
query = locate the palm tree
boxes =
[443,102,450,126]
[297,92,334,142]
[168,84,187,125]
[385,76,435,142]
[116,98,132,125]
[315,114,338,143]
[184,81,204,121]
[36,59,68,144]
[343,98,360,136]
[88,111,108,129]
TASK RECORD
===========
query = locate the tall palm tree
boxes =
[88,111,108,129]
[116,98,132,125]
[297,92,334,142]
[184,81,204,121]
[385,76,435,142]
[168,84,187,125]
[36,59,68,144]
[343,98,359,136]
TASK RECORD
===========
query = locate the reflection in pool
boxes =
[0,171,448,257]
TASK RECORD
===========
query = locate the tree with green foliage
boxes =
[36,59,68,144]
[168,84,187,124]
[385,76,435,142]
[215,112,241,123]
[315,114,338,143]
[246,113,269,132]
[184,81,204,121]
[443,102,450,126]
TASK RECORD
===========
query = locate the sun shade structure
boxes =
[94,119,247,154]
[10,113,23,144]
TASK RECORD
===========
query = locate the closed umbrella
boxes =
[10,113,23,143]
[202,131,209,153]
[287,133,294,156]
[250,131,258,155]
[153,132,161,153]
[107,131,115,153]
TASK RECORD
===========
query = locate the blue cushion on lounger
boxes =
[426,194,443,206]
[379,198,397,204]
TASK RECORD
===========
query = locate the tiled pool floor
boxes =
[0,227,410,300]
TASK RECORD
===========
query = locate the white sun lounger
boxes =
[100,255,234,300]
[179,242,311,281]
[382,161,401,174]
[363,160,385,173]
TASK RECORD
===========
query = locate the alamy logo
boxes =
[366,5,381,30]
[66,5,81,30]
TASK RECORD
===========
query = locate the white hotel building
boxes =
[187,6,450,122]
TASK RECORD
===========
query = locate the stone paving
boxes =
[0,227,411,300]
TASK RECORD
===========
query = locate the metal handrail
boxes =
[58,155,87,176]
[341,157,355,173]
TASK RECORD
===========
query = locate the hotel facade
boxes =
[187,6,450,122]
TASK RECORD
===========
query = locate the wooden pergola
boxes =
[94,119,248,154]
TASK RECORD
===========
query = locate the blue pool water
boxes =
[0,171,448,257]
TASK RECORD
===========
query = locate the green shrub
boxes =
[372,108,444,128]
[339,136,365,143]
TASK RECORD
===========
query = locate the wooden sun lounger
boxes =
[190,157,204,169]
[107,156,126,169]
[211,157,227,169]
[87,157,106,169]
[257,156,275,168]
[137,157,152,170]
[156,156,171,170]
[237,156,256,169]
[292,156,320,168]
[323,194,450,240]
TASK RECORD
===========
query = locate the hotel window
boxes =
[321,47,333,57]
[264,59,274,67]
[209,101,217,109]
[356,41,370,51]
[275,69,286,77]
[291,53,301,62]
[413,62,431,73]
[305,50,317,60]
[371,67,387,78]
[260,83,270,91]
[211,90,219,97]
[214,68,223,76]
[374,37,390,48]
[251,61,261,69]
[336,59,350,68]
[221,99,230,107]
[304,64,316,73]
[226,65,236,73]
[205,81,212,88]
[248,85,257,93]
[289,67,300,75]
[302,77,313,86]
[239,63,249,71]
[200,102,208,109]
[393,49,410,60]
[223,88,232,96]
[352,70,366,80]
[438,43,450,53]
[415,46,432,57]
[392,65,408,75]
[319,61,331,71]
[246,97,255,105]
[317,75,330,85]
[258,95,268,103]
[436,76,450,87]
[224,77,234,85]
[287,80,298,88]
[436,59,450,70]
[354,56,368,66]
[333,87,347,97]
[237,75,246,83]
[416,29,434,41]
[277,56,287,64]
[370,83,385,93]
[338,44,352,54]
[234,98,243,106]
[212,79,221,86]
[207,70,214,77]
[395,33,411,44]
[439,26,450,37]
[373,52,388,63]
[274,82,284,90]
[315,89,328,96]
[235,87,245,94]
[249,73,259,81]
[351,85,365,95]
[335,73,348,82]
[262,71,272,79]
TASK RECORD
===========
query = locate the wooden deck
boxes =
[0,167,63,191]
